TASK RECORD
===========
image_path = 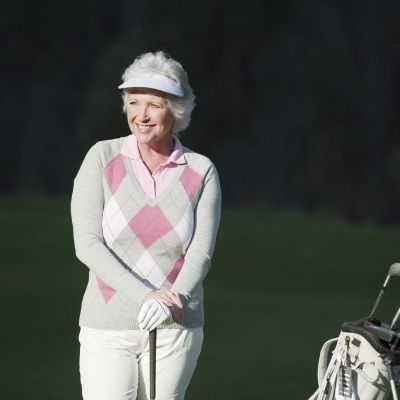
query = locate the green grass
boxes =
[1,195,400,399]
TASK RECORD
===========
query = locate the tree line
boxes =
[2,0,400,223]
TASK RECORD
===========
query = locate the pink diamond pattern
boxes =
[96,277,116,303]
[180,166,203,200]
[104,154,127,194]
[167,256,185,283]
[129,204,173,248]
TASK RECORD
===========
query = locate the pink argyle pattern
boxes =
[104,154,127,194]
[96,277,116,303]
[98,152,208,301]
[76,136,220,333]
[167,256,185,283]
[129,204,173,248]
[180,166,203,200]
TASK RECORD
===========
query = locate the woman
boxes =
[71,51,221,400]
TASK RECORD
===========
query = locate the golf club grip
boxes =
[149,329,157,400]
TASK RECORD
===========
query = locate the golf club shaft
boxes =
[149,329,157,400]
[370,289,386,317]
[391,307,400,330]
[370,263,400,317]
[388,365,399,400]
[370,281,389,317]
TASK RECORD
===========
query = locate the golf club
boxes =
[388,364,399,400]
[390,307,400,330]
[149,329,157,400]
[370,263,400,318]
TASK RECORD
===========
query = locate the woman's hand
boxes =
[138,298,172,331]
[138,290,184,330]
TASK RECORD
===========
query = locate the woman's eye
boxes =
[151,103,161,109]
[128,100,137,105]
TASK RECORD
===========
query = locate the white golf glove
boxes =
[138,299,173,331]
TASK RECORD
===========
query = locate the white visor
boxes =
[118,74,184,97]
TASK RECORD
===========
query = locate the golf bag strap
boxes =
[318,338,338,386]
[318,352,342,400]
[307,355,341,400]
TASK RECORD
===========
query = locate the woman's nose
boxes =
[138,106,149,121]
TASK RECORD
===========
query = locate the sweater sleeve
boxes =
[171,164,221,297]
[71,143,153,303]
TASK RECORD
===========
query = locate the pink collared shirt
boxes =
[120,134,187,198]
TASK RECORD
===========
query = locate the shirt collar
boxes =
[120,134,186,165]
[168,136,186,165]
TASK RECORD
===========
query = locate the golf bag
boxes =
[308,263,400,400]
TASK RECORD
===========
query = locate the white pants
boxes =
[79,327,203,400]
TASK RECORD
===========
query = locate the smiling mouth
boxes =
[136,123,155,130]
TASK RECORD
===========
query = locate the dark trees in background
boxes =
[2,0,400,223]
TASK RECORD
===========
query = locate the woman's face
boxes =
[126,89,175,149]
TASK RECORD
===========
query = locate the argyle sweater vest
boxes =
[71,136,221,330]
